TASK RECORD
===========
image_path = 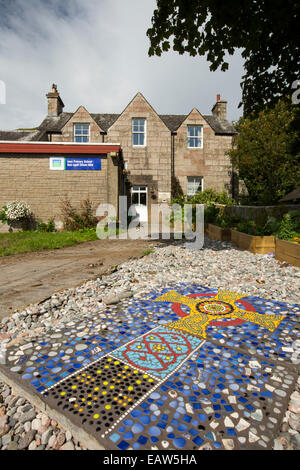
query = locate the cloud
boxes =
[0,0,244,130]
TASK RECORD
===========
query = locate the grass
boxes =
[0,230,99,257]
[142,248,154,256]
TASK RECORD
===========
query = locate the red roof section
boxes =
[0,141,120,155]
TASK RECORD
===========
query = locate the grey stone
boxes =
[0,424,10,438]
[18,430,36,450]
[61,441,75,450]
[6,441,18,451]
[41,428,53,446]
[2,433,12,446]
[291,433,300,450]
[118,291,133,299]
[102,295,120,305]
[19,409,36,424]
[289,413,300,432]
[273,438,284,450]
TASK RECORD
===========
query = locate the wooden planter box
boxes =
[231,229,275,254]
[275,238,300,267]
[207,223,231,242]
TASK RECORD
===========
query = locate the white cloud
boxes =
[0,0,244,130]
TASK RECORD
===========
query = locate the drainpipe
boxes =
[100,131,107,143]
[171,131,177,177]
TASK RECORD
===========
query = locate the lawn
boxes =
[0,230,99,257]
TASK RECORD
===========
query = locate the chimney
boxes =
[46,84,64,116]
[211,94,227,120]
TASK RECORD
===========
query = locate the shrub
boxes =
[276,211,300,241]
[172,188,235,207]
[0,201,33,230]
[37,218,56,232]
[236,219,265,236]
[215,213,241,229]
[1,201,31,223]
[204,205,220,224]
[60,198,98,231]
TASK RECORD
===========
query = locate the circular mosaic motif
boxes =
[196,300,234,316]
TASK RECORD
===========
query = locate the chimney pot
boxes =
[217,94,220,102]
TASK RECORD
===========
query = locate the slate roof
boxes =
[0,129,41,141]
[0,109,236,141]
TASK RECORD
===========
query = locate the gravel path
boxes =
[0,237,299,450]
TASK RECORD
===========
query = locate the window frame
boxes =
[187,125,203,149]
[132,118,146,147]
[73,123,90,143]
[186,176,204,196]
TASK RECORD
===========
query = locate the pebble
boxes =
[61,441,75,450]
[18,430,36,450]
[41,428,53,446]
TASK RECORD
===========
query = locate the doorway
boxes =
[130,185,148,223]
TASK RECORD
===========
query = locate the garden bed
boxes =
[207,223,231,242]
[275,238,300,267]
[231,229,275,254]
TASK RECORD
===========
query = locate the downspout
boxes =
[171,131,176,177]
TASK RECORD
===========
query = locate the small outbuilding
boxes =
[0,140,123,230]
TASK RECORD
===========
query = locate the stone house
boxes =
[0,85,236,225]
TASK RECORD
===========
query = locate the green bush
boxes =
[0,205,8,224]
[236,219,265,236]
[188,188,234,205]
[171,188,235,207]
[215,214,241,229]
[37,218,56,232]
[276,211,300,241]
[204,205,220,224]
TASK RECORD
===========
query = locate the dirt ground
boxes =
[0,239,156,320]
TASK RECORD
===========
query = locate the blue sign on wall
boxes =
[65,157,101,170]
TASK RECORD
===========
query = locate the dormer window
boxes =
[132,118,146,146]
[74,123,90,142]
[187,125,203,148]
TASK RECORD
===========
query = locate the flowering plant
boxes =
[1,201,32,224]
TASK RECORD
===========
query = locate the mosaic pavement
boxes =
[0,283,300,450]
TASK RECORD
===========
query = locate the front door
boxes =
[131,186,148,223]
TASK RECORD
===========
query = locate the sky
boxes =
[0,0,245,130]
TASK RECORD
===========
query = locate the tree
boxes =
[147,1,300,115]
[227,99,300,204]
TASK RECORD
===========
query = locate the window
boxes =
[132,119,146,146]
[187,176,203,196]
[187,125,203,148]
[74,123,90,142]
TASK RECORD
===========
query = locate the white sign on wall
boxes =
[49,157,65,170]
